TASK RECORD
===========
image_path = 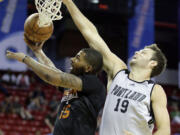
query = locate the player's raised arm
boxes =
[62,0,127,79]
[6,51,82,90]
[151,84,171,135]
[24,35,57,70]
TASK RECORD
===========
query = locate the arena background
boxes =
[0,0,179,135]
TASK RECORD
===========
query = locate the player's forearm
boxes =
[23,56,61,86]
[64,0,97,35]
[34,50,56,69]
[23,56,82,90]
[64,0,112,57]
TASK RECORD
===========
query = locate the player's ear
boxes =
[85,65,93,73]
[149,60,157,68]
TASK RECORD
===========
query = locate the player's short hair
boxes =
[145,44,167,77]
[81,48,103,74]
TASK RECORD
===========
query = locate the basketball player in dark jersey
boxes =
[6,37,106,135]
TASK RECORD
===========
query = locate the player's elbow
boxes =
[82,26,98,37]
[43,73,60,87]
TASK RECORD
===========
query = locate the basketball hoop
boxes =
[35,0,63,27]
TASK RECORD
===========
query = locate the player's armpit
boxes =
[102,50,127,79]
[151,84,171,135]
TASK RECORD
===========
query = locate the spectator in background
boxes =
[170,102,180,124]
[1,69,16,86]
[26,90,46,111]
[32,86,47,105]
[35,130,41,135]
[16,72,30,89]
[25,91,34,107]
[44,108,57,133]
[48,95,59,111]
[174,129,180,135]
[12,96,33,120]
[28,86,47,111]
[0,72,9,96]
[0,129,4,135]
[174,132,180,135]
[0,85,9,96]
[27,95,41,111]
[29,72,37,87]
[169,89,180,103]
[0,95,13,113]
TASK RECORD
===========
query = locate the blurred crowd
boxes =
[0,70,180,135]
[168,88,180,135]
[0,70,60,135]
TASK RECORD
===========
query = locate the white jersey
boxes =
[100,70,155,135]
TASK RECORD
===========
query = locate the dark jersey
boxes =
[53,74,106,135]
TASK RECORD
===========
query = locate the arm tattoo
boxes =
[59,72,82,90]
[45,74,51,82]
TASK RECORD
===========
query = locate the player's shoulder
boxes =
[151,84,166,100]
[153,84,164,92]
[80,74,103,86]
[80,74,98,80]
[112,69,129,80]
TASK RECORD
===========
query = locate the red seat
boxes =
[0,124,11,131]
[40,127,51,133]
[25,132,34,135]
[11,125,25,132]
[0,81,62,135]
[5,131,20,135]
[34,121,42,126]
[0,113,6,118]
[35,115,44,121]
[19,120,28,126]
[7,114,19,120]
[25,126,37,132]
[6,119,15,125]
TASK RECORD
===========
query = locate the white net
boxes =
[35,0,63,27]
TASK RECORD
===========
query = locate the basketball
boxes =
[24,13,54,43]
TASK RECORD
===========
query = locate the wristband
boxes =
[22,55,28,63]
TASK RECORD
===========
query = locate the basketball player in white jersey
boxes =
[62,0,170,135]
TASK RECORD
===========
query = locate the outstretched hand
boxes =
[24,33,44,52]
[6,50,26,62]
